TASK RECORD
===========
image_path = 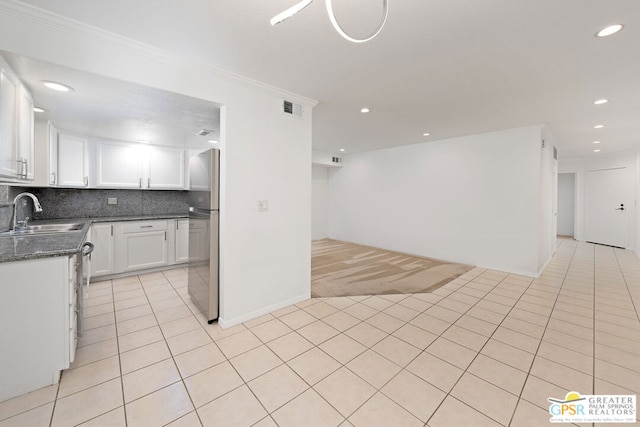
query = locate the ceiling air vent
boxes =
[283,100,303,118]
[196,129,215,136]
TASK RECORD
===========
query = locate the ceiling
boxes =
[0,51,220,149]
[14,0,640,158]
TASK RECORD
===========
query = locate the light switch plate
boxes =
[107,197,118,205]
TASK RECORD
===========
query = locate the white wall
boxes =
[329,126,547,276]
[312,165,330,240]
[557,173,575,236]
[636,151,640,254]
[559,151,637,249]
[0,1,315,327]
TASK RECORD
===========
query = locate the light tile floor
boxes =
[1,238,640,426]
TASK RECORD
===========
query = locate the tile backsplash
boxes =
[0,185,188,231]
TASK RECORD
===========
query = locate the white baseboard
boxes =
[218,292,311,329]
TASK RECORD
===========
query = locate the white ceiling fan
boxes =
[270,0,389,43]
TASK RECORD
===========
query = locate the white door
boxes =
[557,173,575,237]
[586,168,628,248]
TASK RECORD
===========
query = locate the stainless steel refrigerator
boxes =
[188,148,220,323]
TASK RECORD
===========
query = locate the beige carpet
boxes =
[311,239,474,298]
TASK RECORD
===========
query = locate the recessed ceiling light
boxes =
[360,108,370,113]
[208,139,218,144]
[596,24,623,38]
[594,124,605,129]
[594,149,601,153]
[593,99,609,105]
[42,81,74,92]
[339,148,345,152]
[33,107,46,113]
[136,139,151,144]
[593,141,601,144]
[423,133,430,136]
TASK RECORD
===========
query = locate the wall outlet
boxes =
[107,197,118,205]
[258,200,268,212]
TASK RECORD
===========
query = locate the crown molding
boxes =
[0,0,318,107]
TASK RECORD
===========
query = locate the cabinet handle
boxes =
[138,178,142,188]
[84,176,89,187]
[16,158,26,179]
[164,231,167,241]
[147,178,151,188]
[176,221,179,230]
[110,225,113,236]
[23,159,28,179]
[140,225,153,228]
[51,172,57,185]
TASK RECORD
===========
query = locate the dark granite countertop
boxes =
[0,214,187,263]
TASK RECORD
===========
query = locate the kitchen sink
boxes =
[0,223,84,237]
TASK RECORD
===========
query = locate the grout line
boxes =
[113,277,130,426]
[592,243,597,397]
[37,241,640,426]
[47,371,62,427]
[612,248,640,324]
[507,238,580,425]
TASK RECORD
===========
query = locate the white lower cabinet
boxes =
[115,221,169,272]
[90,219,187,278]
[174,219,189,264]
[89,223,115,276]
[0,255,77,402]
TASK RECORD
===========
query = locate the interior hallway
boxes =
[0,238,639,426]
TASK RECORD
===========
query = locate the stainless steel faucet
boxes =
[12,192,43,231]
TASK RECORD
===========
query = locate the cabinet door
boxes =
[147,146,185,189]
[97,141,143,188]
[0,67,18,178]
[17,85,34,180]
[175,219,189,263]
[48,122,58,185]
[58,133,88,187]
[89,224,115,277]
[116,221,169,272]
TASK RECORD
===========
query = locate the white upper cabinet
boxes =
[96,140,186,189]
[0,65,19,178]
[17,84,34,180]
[147,146,185,189]
[48,121,58,185]
[57,133,89,187]
[96,140,144,188]
[0,55,34,181]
